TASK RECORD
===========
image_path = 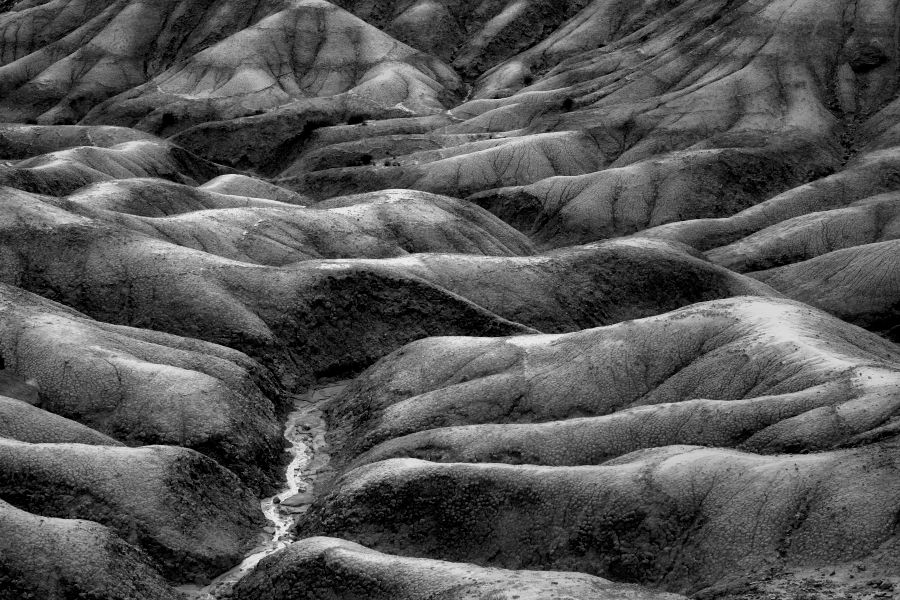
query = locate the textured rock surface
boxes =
[81,0,463,134]
[231,536,687,600]
[0,499,182,600]
[333,0,594,77]
[299,297,900,595]
[320,297,900,465]
[301,443,900,596]
[0,138,230,195]
[273,0,873,215]
[0,0,285,124]
[0,394,122,445]
[0,123,157,158]
[62,184,537,263]
[200,173,313,205]
[0,283,283,489]
[750,240,900,341]
[0,440,264,582]
[705,194,900,274]
[0,181,770,385]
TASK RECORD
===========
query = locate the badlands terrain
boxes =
[0,0,899,599]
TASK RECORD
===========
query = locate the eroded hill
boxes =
[0,1,898,600]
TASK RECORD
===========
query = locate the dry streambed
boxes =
[177,382,349,599]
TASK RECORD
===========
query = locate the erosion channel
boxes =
[177,382,347,599]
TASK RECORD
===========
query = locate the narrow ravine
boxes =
[177,381,349,599]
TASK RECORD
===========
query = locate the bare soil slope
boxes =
[0,1,898,599]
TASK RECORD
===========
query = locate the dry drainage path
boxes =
[178,381,349,599]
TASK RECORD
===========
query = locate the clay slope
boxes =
[0,439,263,581]
[0,184,528,384]
[0,366,118,446]
[0,499,181,600]
[750,239,900,341]
[299,297,900,594]
[0,282,284,488]
[0,0,462,135]
[63,183,536,263]
[0,123,157,158]
[0,180,773,384]
[302,444,900,596]
[0,394,122,446]
[82,0,463,136]
[332,0,593,76]
[0,0,284,124]
[704,192,900,274]
[231,536,687,600]
[320,296,900,464]
[275,0,879,210]
[642,148,900,256]
[200,173,313,204]
[0,138,230,195]
[197,0,848,196]
[638,147,900,340]
[8,0,900,244]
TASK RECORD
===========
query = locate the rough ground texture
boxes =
[0,440,264,582]
[0,499,182,600]
[323,297,900,466]
[0,181,772,385]
[0,283,284,489]
[231,536,688,600]
[1,0,899,599]
[298,298,900,598]
[300,443,900,597]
